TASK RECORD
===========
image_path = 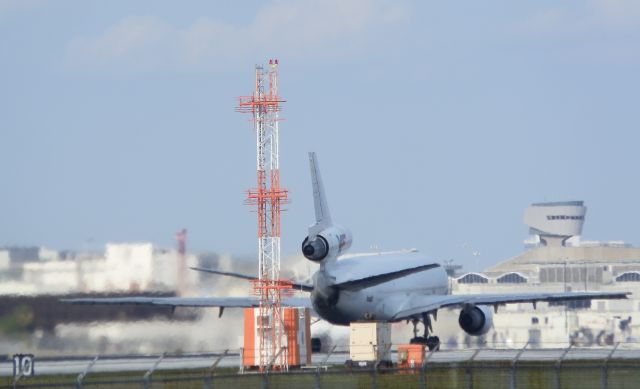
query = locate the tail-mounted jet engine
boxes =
[302,226,352,262]
[458,305,493,336]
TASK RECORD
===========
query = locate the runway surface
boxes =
[3,347,640,377]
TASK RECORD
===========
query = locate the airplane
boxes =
[65,152,629,350]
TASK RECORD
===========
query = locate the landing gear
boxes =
[410,336,440,351]
[409,312,440,351]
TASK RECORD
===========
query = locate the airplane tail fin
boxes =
[303,152,352,262]
[308,152,333,237]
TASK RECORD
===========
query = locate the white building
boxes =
[0,243,199,295]
[104,243,154,291]
[451,201,640,348]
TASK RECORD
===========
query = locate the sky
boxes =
[1,0,640,270]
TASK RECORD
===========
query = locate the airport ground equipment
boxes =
[397,344,426,371]
[347,322,392,367]
[243,307,311,369]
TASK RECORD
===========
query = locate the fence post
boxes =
[555,344,572,389]
[210,349,230,371]
[419,343,436,389]
[204,375,212,389]
[142,353,164,389]
[265,347,287,373]
[314,368,321,389]
[372,364,378,389]
[261,372,269,389]
[76,356,99,389]
[511,341,529,389]
[204,349,229,389]
[601,342,620,389]
[11,372,22,389]
[466,349,481,389]
[321,345,338,367]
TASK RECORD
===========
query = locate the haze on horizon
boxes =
[2,0,640,270]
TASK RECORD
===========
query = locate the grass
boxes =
[3,360,640,388]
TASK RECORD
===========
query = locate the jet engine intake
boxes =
[458,305,493,336]
[302,236,329,261]
[302,226,352,263]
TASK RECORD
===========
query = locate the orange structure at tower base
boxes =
[243,307,311,369]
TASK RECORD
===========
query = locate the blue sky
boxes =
[1,0,639,269]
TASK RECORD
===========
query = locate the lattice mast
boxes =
[237,59,290,371]
[175,228,187,296]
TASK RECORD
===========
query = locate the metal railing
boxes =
[4,343,640,389]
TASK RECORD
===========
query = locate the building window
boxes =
[497,272,527,284]
[457,273,489,284]
[615,272,640,282]
[532,317,539,325]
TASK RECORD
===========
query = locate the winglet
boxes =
[309,152,332,237]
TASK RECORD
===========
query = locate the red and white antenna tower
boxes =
[237,59,291,371]
[175,228,187,296]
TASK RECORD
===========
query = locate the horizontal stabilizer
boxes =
[61,296,313,308]
[190,267,256,281]
[333,263,440,292]
[190,266,314,292]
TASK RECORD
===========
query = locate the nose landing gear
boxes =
[409,312,440,351]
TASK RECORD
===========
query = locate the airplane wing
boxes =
[390,291,630,321]
[62,296,312,309]
[190,267,314,292]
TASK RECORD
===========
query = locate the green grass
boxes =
[3,361,640,388]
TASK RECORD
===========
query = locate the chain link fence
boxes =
[5,362,640,389]
[4,344,640,389]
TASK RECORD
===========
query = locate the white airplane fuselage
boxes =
[310,251,449,325]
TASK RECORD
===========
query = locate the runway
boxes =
[0,353,240,377]
[3,347,640,377]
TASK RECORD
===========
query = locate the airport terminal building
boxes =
[451,201,640,348]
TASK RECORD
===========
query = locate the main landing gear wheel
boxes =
[410,312,440,351]
[410,336,440,351]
